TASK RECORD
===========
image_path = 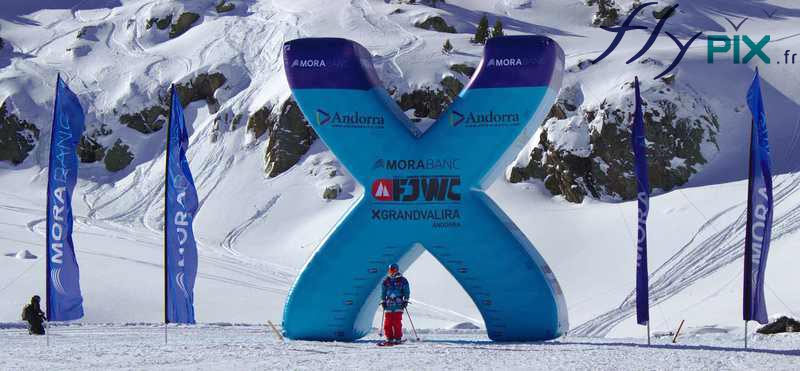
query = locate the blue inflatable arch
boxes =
[281,35,568,341]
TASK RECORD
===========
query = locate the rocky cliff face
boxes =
[82,72,226,173]
[587,0,621,27]
[0,101,39,165]
[511,75,720,203]
[120,72,227,135]
[394,65,472,122]
[146,11,201,39]
[264,98,317,178]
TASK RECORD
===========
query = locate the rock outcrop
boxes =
[170,12,201,39]
[264,98,317,177]
[246,103,276,140]
[120,105,168,134]
[414,16,456,33]
[215,1,235,13]
[77,136,106,163]
[104,138,134,172]
[147,12,200,39]
[587,0,620,27]
[512,77,720,203]
[396,77,463,121]
[120,73,227,134]
[449,63,476,79]
[0,101,40,165]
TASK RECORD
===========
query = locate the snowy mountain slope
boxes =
[1,0,799,339]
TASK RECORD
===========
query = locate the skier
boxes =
[380,263,410,345]
[21,295,46,335]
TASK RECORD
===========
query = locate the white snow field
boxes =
[2,0,800,369]
[1,324,800,370]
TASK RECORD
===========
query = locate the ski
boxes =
[377,340,406,347]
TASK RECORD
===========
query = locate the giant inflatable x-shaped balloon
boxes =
[281,35,568,341]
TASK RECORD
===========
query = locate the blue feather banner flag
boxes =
[46,75,86,321]
[164,86,199,324]
[744,68,773,325]
[631,77,650,326]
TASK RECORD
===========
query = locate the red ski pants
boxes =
[384,311,403,340]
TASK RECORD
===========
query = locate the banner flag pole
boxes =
[164,83,200,344]
[631,76,651,343]
[164,85,173,346]
[744,321,748,349]
[46,74,87,343]
[743,68,773,351]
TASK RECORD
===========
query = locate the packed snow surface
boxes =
[1,324,799,370]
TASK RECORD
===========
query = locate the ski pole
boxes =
[379,308,385,337]
[404,307,420,341]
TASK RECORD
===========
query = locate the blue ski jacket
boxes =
[381,273,410,312]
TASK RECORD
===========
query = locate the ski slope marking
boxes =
[574,170,800,337]
[220,195,281,257]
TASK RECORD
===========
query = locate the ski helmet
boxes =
[388,263,399,273]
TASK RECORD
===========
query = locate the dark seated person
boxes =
[21,295,46,335]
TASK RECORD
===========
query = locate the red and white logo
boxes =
[371,179,393,201]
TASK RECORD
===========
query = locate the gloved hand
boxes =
[401,301,408,309]
[380,301,387,310]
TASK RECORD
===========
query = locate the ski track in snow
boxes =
[573,132,800,337]
[348,0,423,83]
[220,195,280,257]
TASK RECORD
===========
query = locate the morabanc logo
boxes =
[290,58,348,68]
[487,58,523,67]
[291,59,326,68]
[450,110,521,128]
[315,109,384,128]
[373,158,460,171]
[371,176,461,202]
[486,57,545,67]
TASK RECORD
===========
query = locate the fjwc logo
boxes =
[372,179,393,201]
[371,176,461,202]
[450,110,521,128]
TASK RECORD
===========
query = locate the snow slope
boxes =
[1,324,800,370]
[1,0,800,343]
